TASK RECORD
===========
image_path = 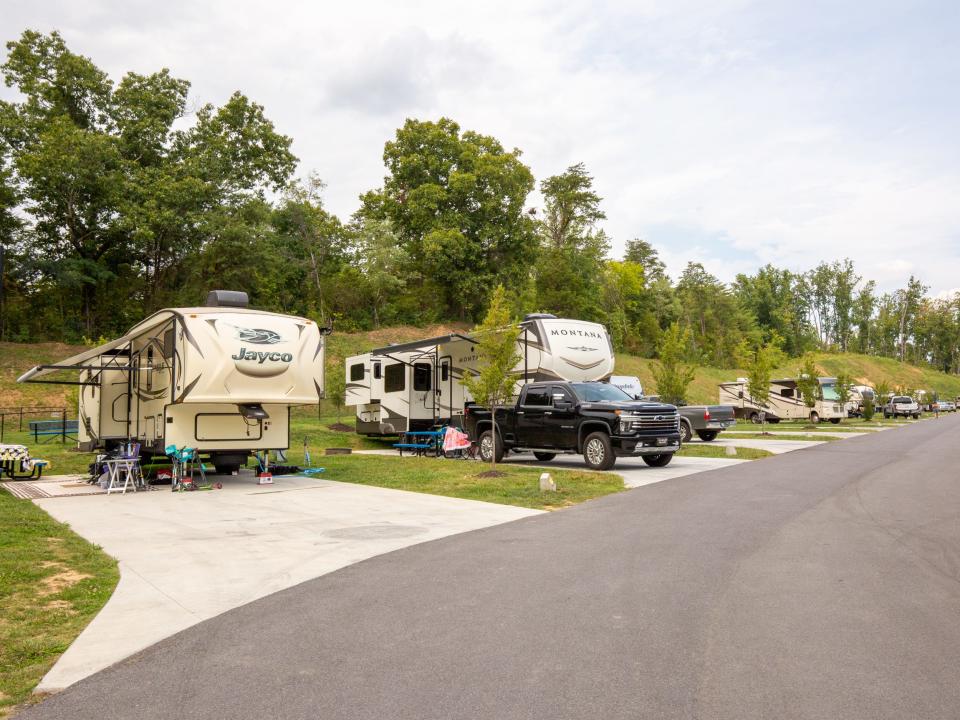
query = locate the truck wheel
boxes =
[913,413,920,419]
[679,421,693,443]
[582,432,615,471]
[642,453,673,467]
[478,430,503,463]
[749,412,760,424]
[809,411,820,424]
[696,431,718,441]
[533,452,556,461]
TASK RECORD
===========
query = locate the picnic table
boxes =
[0,444,48,481]
[394,429,445,457]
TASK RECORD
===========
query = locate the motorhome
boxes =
[18,291,328,472]
[718,377,846,424]
[345,314,615,435]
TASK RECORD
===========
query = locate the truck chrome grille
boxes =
[622,411,679,431]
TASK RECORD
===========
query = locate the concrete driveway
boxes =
[33,472,540,692]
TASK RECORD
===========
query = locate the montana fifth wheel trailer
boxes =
[345,315,615,435]
[17,291,328,472]
[718,377,845,423]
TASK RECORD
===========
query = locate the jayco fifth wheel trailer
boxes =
[345,314,615,435]
[17,291,328,472]
[718,376,845,423]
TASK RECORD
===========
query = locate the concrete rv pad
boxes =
[32,472,540,691]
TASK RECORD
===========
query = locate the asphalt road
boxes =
[24,416,960,720]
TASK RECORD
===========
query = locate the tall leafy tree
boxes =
[1,30,296,337]
[534,163,609,320]
[360,117,536,321]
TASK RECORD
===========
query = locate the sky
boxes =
[4,0,960,295]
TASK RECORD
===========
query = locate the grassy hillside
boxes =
[2,330,959,409]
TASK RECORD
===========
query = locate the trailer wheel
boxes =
[582,432,615,471]
[478,430,504,463]
[809,411,820,424]
[829,418,841,424]
[533,452,556,461]
[679,420,693,443]
[696,431,718,441]
[642,453,673,467]
[749,412,760,424]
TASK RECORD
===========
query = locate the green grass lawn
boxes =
[0,490,118,717]
[677,444,772,459]
[306,454,624,510]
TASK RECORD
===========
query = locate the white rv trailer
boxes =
[18,291,328,472]
[718,376,845,424]
[345,314,615,435]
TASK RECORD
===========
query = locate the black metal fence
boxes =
[0,407,69,443]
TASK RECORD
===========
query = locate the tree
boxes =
[652,323,696,405]
[677,262,752,367]
[534,163,609,320]
[1,30,296,338]
[360,117,536,320]
[538,162,605,250]
[325,357,347,423]
[796,354,820,415]
[896,276,928,361]
[624,238,666,282]
[834,372,852,423]
[461,286,521,471]
[874,379,891,414]
[738,338,785,432]
[862,392,876,422]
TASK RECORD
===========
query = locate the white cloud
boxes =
[3,0,959,294]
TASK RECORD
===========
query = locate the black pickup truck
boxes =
[463,381,681,471]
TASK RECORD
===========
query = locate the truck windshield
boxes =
[820,383,840,401]
[570,383,634,403]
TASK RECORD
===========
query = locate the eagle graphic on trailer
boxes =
[345,314,616,436]
[17,291,329,473]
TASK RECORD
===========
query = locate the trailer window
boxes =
[373,361,382,380]
[413,363,432,391]
[384,363,405,393]
[350,363,364,382]
[163,329,175,358]
[441,362,449,382]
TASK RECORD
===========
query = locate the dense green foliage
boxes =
[652,322,696,404]
[2,30,959,379]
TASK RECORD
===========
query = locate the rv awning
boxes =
[17,311,175,384]
[369,332,475,356]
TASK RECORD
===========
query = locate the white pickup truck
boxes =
[883,395,921,419]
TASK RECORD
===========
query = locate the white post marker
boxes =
[539,472,556,492]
